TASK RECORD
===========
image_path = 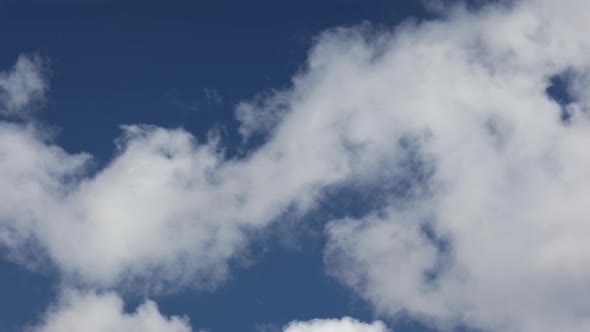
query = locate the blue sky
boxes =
[2,1,590,332]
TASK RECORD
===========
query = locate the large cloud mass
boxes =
[320,1,590,332]
[2,0,590,331]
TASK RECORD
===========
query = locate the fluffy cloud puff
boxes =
[33,295,383,332]
[283,317,388,332]
[0,54,46,115]
[31,290,191,332]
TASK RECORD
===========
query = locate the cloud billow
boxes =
[283,317,388,332]
[32,290,191,332]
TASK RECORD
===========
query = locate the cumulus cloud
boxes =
[0,46,400,289]
[3,0,590,331]
[283,317,388,332]
[313,1,590,332]
[0,54,46,115]
[31,290,191,332]
[0,58,359,289]
[33,295,381,332]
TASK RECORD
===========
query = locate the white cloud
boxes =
[32,290,191,332]
[0,46,391,289]
[3,0,590,331]
[313,1,590,332]
[33,293,382,332]
[283,317,388,332]
[0,49,360,288]
[0,84,359,289]
[0,54,46,115]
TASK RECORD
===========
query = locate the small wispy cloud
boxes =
[0,54,46,116]
[203,88,222,105]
